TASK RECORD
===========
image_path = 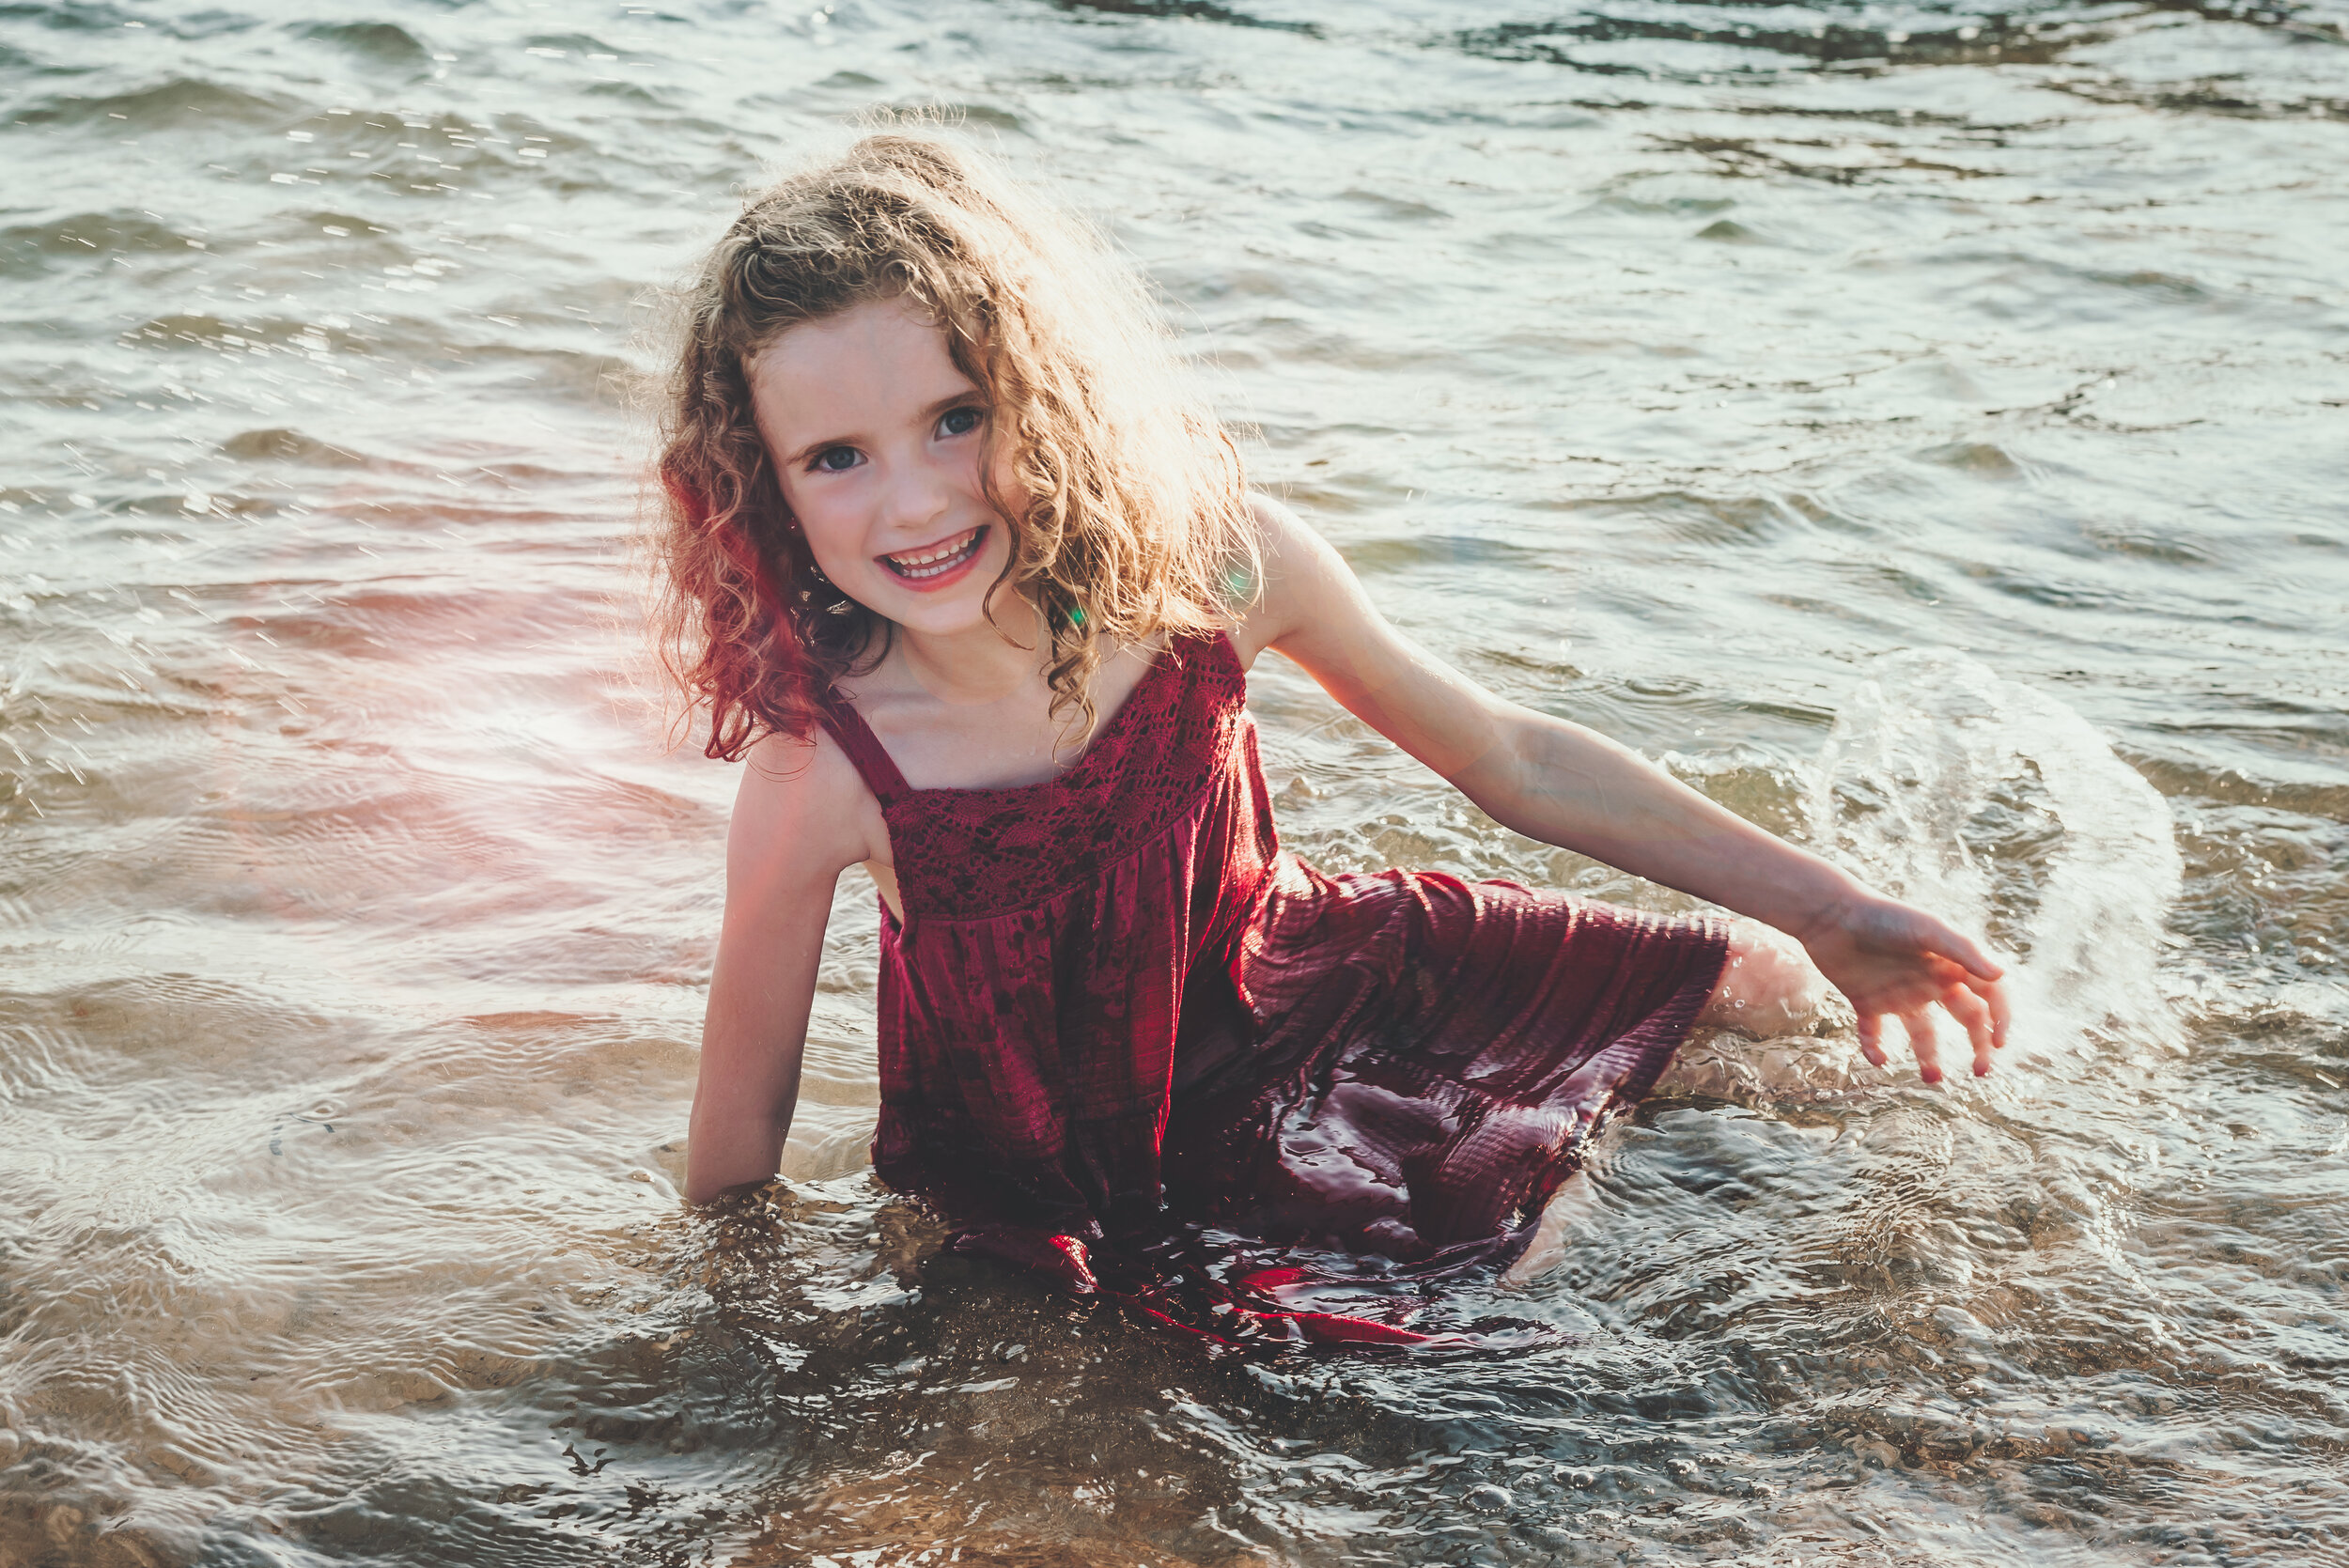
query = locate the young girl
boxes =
[656,134,2007,1345]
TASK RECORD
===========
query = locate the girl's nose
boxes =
[878,454,954,534]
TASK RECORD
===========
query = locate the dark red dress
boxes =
[817,634,1727,1346]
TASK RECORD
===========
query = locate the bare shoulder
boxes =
[1226,491,1382,668]
[1227,492,1363,666]
[728,722,890,882]
[1242,490,1338,577]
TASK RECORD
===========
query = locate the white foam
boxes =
[1812,649,2183,1063]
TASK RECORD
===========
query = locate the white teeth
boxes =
[884,527,981,579]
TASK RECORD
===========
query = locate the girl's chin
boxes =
[856,569,1010,631]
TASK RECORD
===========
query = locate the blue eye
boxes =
[939,406,982,438]
[813,445,859,473]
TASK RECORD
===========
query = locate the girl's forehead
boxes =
[755,297,946,375]
[747,298,977,429]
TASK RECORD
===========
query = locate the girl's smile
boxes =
[746,297,1016,635]
[879,522,988,589]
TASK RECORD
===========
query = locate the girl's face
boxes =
[748,297,1017,640]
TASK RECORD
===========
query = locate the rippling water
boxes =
[4,0,2346,1562]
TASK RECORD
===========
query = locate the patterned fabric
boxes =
[817,634,1728,1346]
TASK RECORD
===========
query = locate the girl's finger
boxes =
[1941,986,1996,1077]
[1936,928,2003,984]
[1909,913,2003,984]
[1904,1007,1943,1084]
[1980,973,2013,1051]
[1856,1012,1888,1069]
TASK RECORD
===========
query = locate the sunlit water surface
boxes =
[3,0,2345,1562]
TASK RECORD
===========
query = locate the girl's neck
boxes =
[885,598,1051,708]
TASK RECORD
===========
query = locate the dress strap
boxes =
[817,691,912,807]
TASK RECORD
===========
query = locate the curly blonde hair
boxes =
[650,132,1260,762]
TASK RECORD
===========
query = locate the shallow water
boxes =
[3,0,2346,1562]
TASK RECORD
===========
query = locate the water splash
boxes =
[1812,649,2184,1063]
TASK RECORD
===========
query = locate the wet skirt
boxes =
[817,635,1728,1346]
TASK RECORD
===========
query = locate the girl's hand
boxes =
[1792,893,2011,1081]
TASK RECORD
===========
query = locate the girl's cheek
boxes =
[801,521,865,584]
[777,485,861,578]
[985,449,1029,520]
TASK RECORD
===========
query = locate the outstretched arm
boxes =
[685,728,881,1204]
[1233,495,2009,1078]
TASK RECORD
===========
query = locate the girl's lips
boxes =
[878,525,988,592]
